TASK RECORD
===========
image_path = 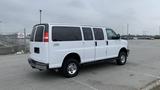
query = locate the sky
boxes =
[0,0,160,35]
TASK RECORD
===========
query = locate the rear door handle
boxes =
[53,43,60,46]
[95,41,97,46]
[106,41,108,45]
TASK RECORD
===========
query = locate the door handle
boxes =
[106,41,108,45]
[95,41,97,46]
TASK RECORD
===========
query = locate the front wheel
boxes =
[116,51,127,65]
[61,59,79,78]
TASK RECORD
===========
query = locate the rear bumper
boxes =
[28,58,49,70]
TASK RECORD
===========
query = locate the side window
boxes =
[82,27,93,40]
[106,29,117,40]
[93,28,104,40]
[52,26,82,41]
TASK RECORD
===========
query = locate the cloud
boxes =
[0,0,160,35]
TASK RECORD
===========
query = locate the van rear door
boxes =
[30,24,49,63]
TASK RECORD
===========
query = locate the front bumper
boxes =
[28,58,49,70]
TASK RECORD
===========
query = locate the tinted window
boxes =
[35,26,44,42]
[52,26,82,41]
[106,29,117,40]
[93,28,104,40]
[82,27,93,40]
[30,27,36,41]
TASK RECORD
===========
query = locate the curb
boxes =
[141,79,160,90]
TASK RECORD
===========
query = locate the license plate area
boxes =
[34,47,40,53]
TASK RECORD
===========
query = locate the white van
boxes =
[28,23,129,78]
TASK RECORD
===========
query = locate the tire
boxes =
[61,58,79,78]
[116,51,127,65]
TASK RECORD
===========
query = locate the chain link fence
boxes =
[0,33,30,55]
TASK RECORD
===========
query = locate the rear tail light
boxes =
[44,32,49,42]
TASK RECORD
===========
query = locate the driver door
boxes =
[106,29,121,58]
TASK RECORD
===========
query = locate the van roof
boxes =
[38,23,112,29]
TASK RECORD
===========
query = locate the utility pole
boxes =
[127,24,129,35]
[0,21,2,34]
[159,26,160,35]
[39,10,42,24]
[24,28,27,53]
[122,25,124,35]
[127,24,129,40]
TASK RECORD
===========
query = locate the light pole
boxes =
[0,21,2,34]
[39,10,42,24]
[159,26,160,35]
[127,24,129,35]
[24,28,26,53]
[127,24,129,40]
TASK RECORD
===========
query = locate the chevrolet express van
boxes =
[28,23,129,78]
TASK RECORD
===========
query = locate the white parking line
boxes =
[71,78,99,90]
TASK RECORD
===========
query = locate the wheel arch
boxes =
[62,52,81,65]
[119,47,127,55]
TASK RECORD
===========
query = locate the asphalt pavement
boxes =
[0,40,160,90]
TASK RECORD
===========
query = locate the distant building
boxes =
[121,35,157,40]
[17,32,30,39]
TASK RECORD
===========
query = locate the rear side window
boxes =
[93,28,104,40]
[30,27,36,41]
[82,27,93,40]
[52,26,82,41]
[35,26,44,42]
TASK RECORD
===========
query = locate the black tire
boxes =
[61,58,79,78]
[116,51,127,65]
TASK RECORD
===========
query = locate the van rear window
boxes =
[30,25,46,42]
[30,27,36,41]
[52,26,82,41]
[35,26,44,42]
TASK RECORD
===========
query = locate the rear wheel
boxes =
[116,51,127,65]
[61,59,79,78]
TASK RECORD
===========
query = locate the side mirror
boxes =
[117,34,120,39]
[112,34,120,39]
